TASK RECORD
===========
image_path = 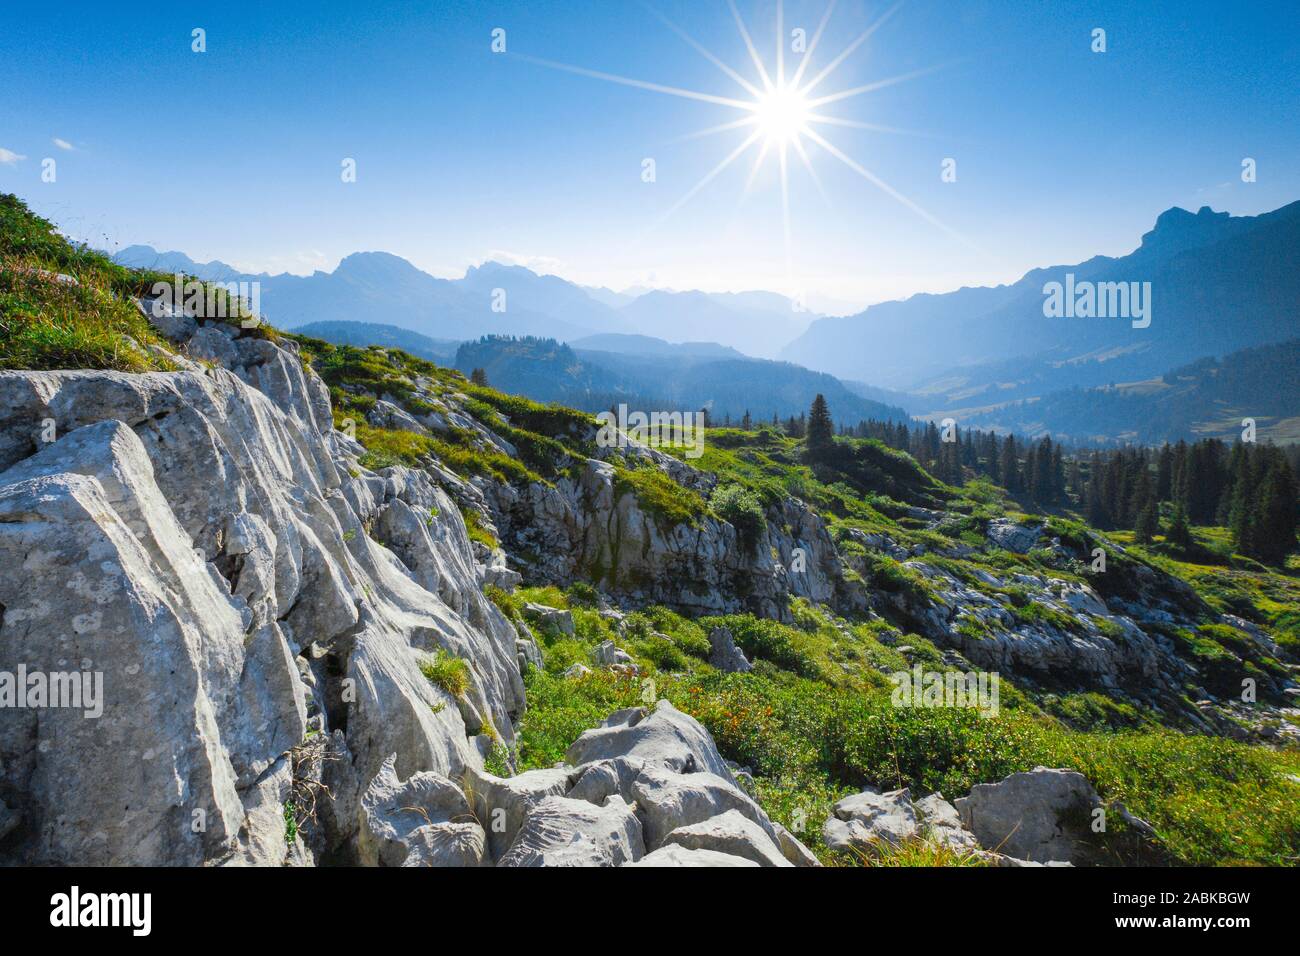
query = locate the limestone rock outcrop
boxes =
[955,767,1102,864]
[478,448,865,622]
[484,701,820,868]
[0,324,524,865]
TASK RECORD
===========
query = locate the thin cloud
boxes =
[52,138,74,151]
[0,147,26,165]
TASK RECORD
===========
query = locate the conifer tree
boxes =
[1134,497,1158,544]
[1156,443,1173,501]
[806,394,834,457]
[1000,436,1020,492]
[1086,452,1109,528]
[1168,501,1193,550]
[1253,457,1298,565]
[1031,437,1054,502]
[1051,442,1066,502]
[1228,447,1256,556]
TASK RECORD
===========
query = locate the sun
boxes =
[753,84,812,145]
[515,0,970,284]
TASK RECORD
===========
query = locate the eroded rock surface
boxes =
[0,325,523,865]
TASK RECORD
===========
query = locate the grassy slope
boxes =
[0,195,177,371]
[498,585,1300,866]
[4,193,1298,865]
[0,194,275,371]
[295,319,1300,866]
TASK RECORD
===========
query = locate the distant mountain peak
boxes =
[111,244,246,281]
[1149,204,1229,233]
[636,288,713,304]
[782,196,1300,389]
[1137,204,1238,258]
[465,259,524,277]
[334,251,424,279]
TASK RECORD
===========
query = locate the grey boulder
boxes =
[823,787,919,856]
[955,767,1100,864]
[662,808,791,867]
[626,844,760,867]
[498,794,644,867]
[708,626,752,673]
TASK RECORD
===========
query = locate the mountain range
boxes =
[953,338,1300,446]
[113,197,1300,445]
[783,202,1300,395]
[111,245,813,358]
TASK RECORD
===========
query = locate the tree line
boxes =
[794,398,1300,566]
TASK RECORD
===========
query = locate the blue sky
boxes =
[2,0,1297,311]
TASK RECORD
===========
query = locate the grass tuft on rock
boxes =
[420,650,471,699]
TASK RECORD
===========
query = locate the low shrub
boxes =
[710,482,766,555]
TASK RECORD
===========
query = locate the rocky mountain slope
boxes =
[0,290,831,866]
[3,195,1299,866]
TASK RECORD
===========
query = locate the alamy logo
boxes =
[1042,273,1151,328]
[596,403,705,459]
[890,666,1000,718]
[150,273,261,328]
[50,886,151,936]
[0,665,103,718]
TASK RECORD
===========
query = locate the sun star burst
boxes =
[514,0,971,290]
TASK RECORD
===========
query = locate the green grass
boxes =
[509,583,1300,866]
[430,432,544,485]
[612,462,708,528]
[0,195,180,372]
[0,261,175,372]
[1041,691,1155,731]
[843,837,990,867]
[334,411,437,470]
[459,505,498,550]
[463,383,596,447]
[420,650,471,699]
[1,193,279,372]
[520,660,1300,865]
[283,801,299,845]
[710,482,766,554]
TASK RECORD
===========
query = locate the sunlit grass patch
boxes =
[0,253,175,372]
[420,650,470,698]
[459,504,498,550]
[612,461,707,528]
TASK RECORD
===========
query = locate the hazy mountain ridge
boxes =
[112,245,816,357]
[618,288,809,359]
[109,198,1300,446]
[570,333,746,360]
[782,201,1300,392]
